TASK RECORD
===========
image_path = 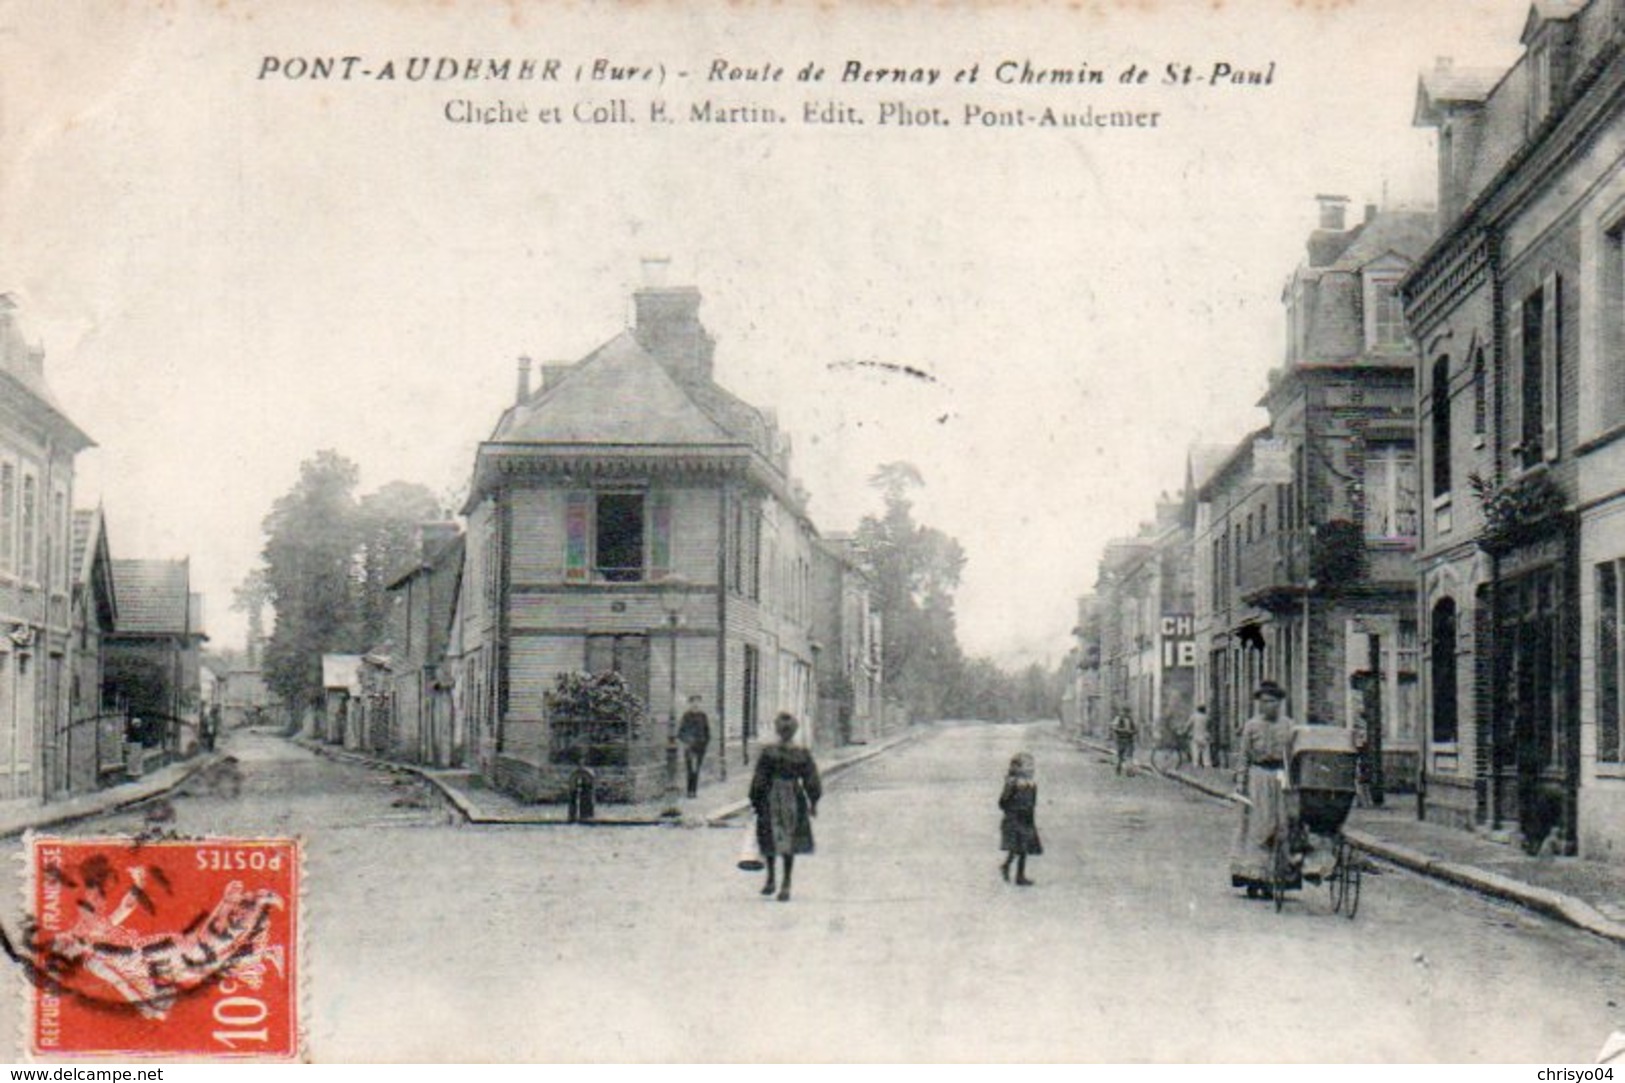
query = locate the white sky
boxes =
[0,0,1528,667]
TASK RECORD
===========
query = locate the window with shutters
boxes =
[1509,274,1561,470]
[564,490,673,584]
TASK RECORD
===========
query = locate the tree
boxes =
[854,462,968,720]
[256,453,448,713]
[355,481,443,648]
[261,451,365,710]
[231,567,271,669]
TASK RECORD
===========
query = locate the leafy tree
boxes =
[256,452,448,712]
[260,451,365,710]
[356,481,444,648]
[854,462,968,720]
[231,567,271,669]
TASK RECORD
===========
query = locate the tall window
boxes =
[742,644,760,740]
[0,462,13,574]
[1600,561,1622,763]
[730,501,745,594]
[19,472,36,583]
[1522,290,1546,460]
[1605,224,1625,431]
[1529,42,1553,130]
[1397,619,1419,742]
[595,493,644,581]
[51,489,66,593]
[1431,356,1452,500]
[1431,598,1458,744]
[1472,348,1488,440]
[1366,274,1408,349]
[563,490,673,584]
[1510,275,1560,467]
[1366,445,1418,540]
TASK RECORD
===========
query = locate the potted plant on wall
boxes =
[1468,470,1570,555]
[545,670,648,768]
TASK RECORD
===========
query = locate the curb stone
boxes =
[1064,729,1625,945]
[0,753,226,839]
[291,725,932,829]
[702,725,932,825]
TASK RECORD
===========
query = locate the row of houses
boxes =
[0,295,211,802]
[1070,0,1625,862]
[318,277,889,803]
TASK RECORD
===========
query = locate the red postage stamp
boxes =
[27,836,299,1060]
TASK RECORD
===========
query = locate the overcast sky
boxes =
[0,0,1528,667]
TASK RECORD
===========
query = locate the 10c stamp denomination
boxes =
[28,837,299,1060]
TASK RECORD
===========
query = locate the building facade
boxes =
[1195,203,1431,788]
[1406,0,1625,853]
[1080,497,1196,752]
[105,559,207,755]
[0,296,92,801]
[66,507,117,793]
[457,282,871,802]
[811,534,884,749]
[385,524,465,766]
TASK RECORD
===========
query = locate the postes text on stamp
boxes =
[28,836,298,1059]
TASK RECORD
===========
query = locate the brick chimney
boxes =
[1307,194,1358,267]
[1315,194,1349,231]
[515,355,532,405]
[633,283,715,385]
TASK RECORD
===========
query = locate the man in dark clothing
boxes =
[677,694,711,798]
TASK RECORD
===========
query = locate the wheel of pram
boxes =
[1330,840,1348,914]
[1271,835,1291,913]
[1344,846,1362,920]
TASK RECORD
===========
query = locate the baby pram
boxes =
[1248,725,1364,917]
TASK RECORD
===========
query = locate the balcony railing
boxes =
[1237,530,1309,610]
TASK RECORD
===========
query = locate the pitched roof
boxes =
[1522,0,1585,42]
[494,332,738,446]
[1416,66,1504,114]
[1186,444,1234,494]
[0,295,93,450]
[111,559,191,635]
[1326,210,1436,272]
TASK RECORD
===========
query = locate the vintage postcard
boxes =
[0,0,1620,1064]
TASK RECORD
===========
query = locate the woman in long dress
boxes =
[750,712,822,902]
[1229,680,1296,895]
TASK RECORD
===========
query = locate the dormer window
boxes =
[1519,7,1575,136]
[1529,41,1552,128]
[1364,272,1409,350]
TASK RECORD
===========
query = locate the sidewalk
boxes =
[1071,732,1625,946]
[296,724,932,827]
[0,752,224,839]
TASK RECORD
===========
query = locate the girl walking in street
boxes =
[999,752,1042,886]
[750,712,822,902]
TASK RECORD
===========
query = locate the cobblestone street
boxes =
[1,724,1621,1061]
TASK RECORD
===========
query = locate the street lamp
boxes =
[658,575,688,800]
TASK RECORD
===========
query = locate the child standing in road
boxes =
[999,752,1042,886]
